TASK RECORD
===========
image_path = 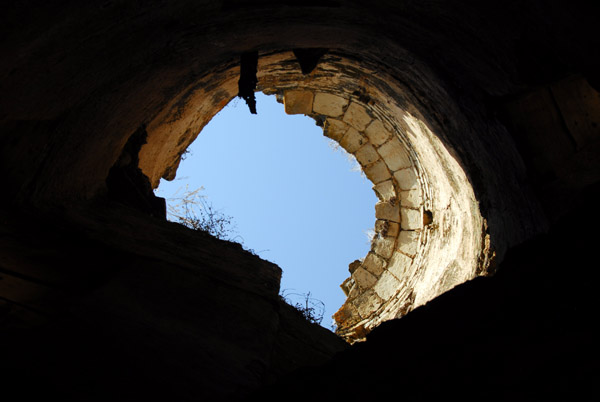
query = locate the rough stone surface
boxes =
[352,267,379,290]
[365,120,392,146]
[351,289,384,318]
[2,2,599,400]
[398,230,420,257]
[284,90,314,115]
[354,143,379,166]
[386,221,401,238]
[343,102,372,131]
[394,168,419,190]
[387,252,414,280]
[375,201,401,223]
[323,118,349,142]
[378,137,412,171]
[364,160,392,184]
[339,127,366,153]
[363,252,387,276]
[372,236,395,259]
[400,189,422,208]
[373,270,402,300]
[313,92,348,117]
[401,207,423,230]
[373,179,396,201]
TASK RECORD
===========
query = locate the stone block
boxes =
[313,92,348,117]
[340,277,355,296]
[323,118,349,142]
[354,143,379,167]
[386,221,400,237]
[387,252,414,280]
[373,270,401,300]
[363,252,386,276]
[400,189,422,208]
[339,127,366,153]
[373,179,396,201]
[372,236,395,259]
[365,119,392,146]
[348,259,361,274]
[378,137,411,171]
[352,289,383,318]
[375,201,400,222]
[352,266,378,290]
[374,219,388,236]
[401,207,422,230]
[343,102,372,131]
[284,90,314,115]
[364,160,391,184]
[374,220,399,238]
[394,167,419,190]
[398,230,420,257]
[333,302,361,327]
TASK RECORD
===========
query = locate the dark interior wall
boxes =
[1,1,599,401]
[1,1,598,213]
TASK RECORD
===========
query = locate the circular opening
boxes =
[140,50,489,341]
[155,92,377,329]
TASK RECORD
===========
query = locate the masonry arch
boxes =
[136,50,494,340]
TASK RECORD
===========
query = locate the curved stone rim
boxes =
[139,50,493,342]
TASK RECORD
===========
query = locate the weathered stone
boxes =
[284,90,314,115]
[374,219,389,236]
[363,252,386,276]
[348,259,361,274]
[394,167,419,190]
[378,137,412,171]
[375,201,400,222]
[364,160,391,184]
[374,219,400,238]
[352,266,378,290]
[343,102,372,131]
[323,118,349,142]
[354,143,379,166]
[365,119,392,146]
[386,221,400,237]
[398,230,420,257]
[400,189,422,208]
[373,270,401,300]
[401,207,422,230]
[387,252,414,280]
[313,92,348,117]
[372,236,395,259]
[373,179,396,201]
[352,289,383,318]
[333,302,361,327]
[339,127,366,153]
[340,277,354,296]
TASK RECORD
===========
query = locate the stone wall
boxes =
[1,1,600,400]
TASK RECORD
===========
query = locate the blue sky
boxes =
[155,92,377,330]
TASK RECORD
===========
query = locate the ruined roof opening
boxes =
[139,50,493,342]
[155,91,377,329]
